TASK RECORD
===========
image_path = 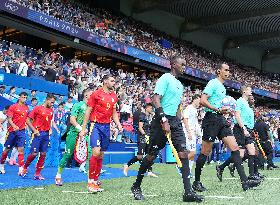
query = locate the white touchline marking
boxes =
[206,196,244,199]
[224,177,280,180]
[126,193,158,197]
[62,190,89,194]
[73,191,89,194]
[34,187,44,190]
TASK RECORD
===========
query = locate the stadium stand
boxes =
[7,0,280,94]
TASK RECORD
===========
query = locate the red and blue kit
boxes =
[86,88,118,183]
[29,105,53,132]
[22,105,54,178]
[29,105,54,153]
[5,103,29,148]
[87,88,118,151]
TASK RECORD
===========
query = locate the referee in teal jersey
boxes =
[193,64,261,192]
[217,86,263,180]
[131,56,203,203]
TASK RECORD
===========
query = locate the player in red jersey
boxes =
[20,93,57,180]
[80,74,123,193]
[0,92,29,175]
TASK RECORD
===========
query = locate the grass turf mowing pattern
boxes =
[1,163,280,205]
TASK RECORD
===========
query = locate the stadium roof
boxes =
[121,0,280,73]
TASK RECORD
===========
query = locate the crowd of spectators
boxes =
[0,40,279,143]
[8,0,280,94]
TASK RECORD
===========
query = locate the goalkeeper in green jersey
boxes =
[55,89,92,186]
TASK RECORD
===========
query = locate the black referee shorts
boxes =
[233,125,246,148]
[147,115,186,157]
[245,130,255,146]
[233,125,255,148]
[202,112,233,142]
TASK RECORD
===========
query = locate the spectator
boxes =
[0,85,9,98]
[64,96,74,112]
[26,90,37,104]
[120,100,132,122]
[43,65,57,82]
[17,57,28,77]
[7,86,19,103]
[28,98,38,111]
[54,103,66,127]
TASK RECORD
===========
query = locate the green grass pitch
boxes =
[1,163,280,205]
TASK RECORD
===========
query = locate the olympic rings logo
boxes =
[4,2,19,12]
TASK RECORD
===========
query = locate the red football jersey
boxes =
[29,105,54,131]
[87,88,118,123]
[7,103,29,132]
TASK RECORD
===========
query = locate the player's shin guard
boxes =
[248,155,255,176]
[18,153,24,167]
[0,151,8,164]
[194,154,207,182]
[134,156,154,187]
[88,155,98,181]
[24,154,36,169]
[35,154,46,175]
[180,158,192,192]
[231,151,247,182]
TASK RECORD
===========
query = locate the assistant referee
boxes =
[131,56,203,203]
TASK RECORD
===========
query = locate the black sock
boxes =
[243,152,249,161]
[127,156,139,167]
[254,155,259,174]
[267,153,274,167]
[219,156,232,170]
[147,166,152,172]
[194,154,207,182]
[248,155,254,176]
[134,156,154,187]
[180,158,192,193]
[231,150,247,182]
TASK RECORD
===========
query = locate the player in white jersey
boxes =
[0,106,10,151]
[182,94,201,175]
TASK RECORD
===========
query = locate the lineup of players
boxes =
[0,56,275,202]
